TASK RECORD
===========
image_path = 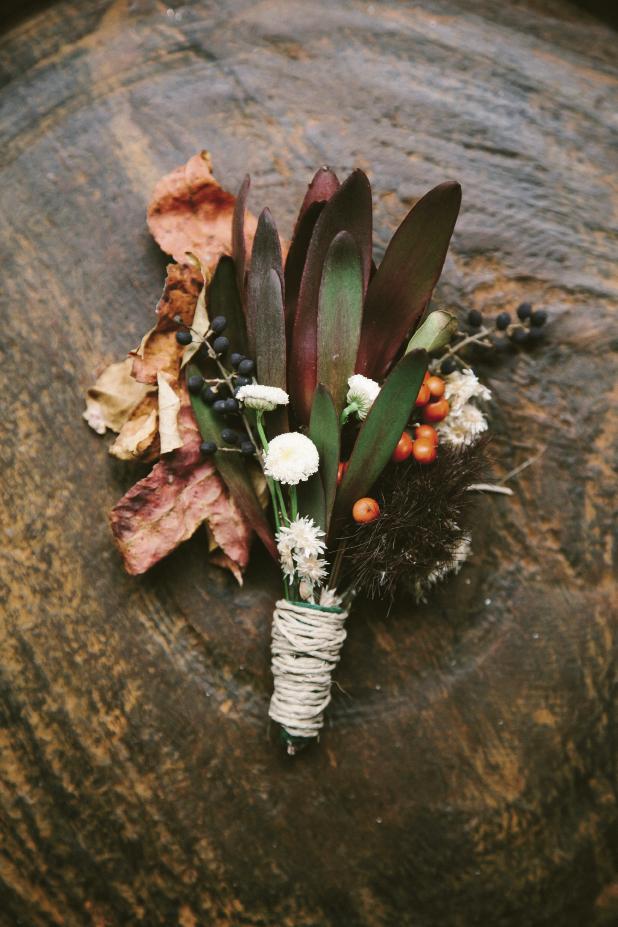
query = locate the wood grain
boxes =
[0,1,616,925]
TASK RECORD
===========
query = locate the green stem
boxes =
[340,402,358,426]
[289,485,299,521]
[274,481,289,524]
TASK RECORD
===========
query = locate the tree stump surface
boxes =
[0,2,616,925]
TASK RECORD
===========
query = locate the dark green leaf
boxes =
[208,256,247,356]
[246,207,283,357]
[317,231,363,413]
[232,174,250,306]
[297,473,326,533]
[188,364,277,559]
[289,170,373,425]
[332,350,428,530]
[309,384,340,531]
[356,181,461,380]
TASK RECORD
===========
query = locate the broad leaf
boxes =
[255,268,288,435]
[406,309,458,354]
[232,174,250,303]
[289,170,373,425]
[284,200,324,346]
[208,256,247,357]
[331,350,428,530]
[297,167,340,223]
[246,208,283,357]
[317,231,363,413]
[297,473,326,533]
[356,181,461,380]
[309,384,340,531]
[188,364,277,559]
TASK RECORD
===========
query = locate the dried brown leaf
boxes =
[157,371,182,454]
[83,357,155,435]
[109,394,159,461]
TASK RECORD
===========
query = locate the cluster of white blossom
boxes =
[437,369,491,447]
[276,516,329,600]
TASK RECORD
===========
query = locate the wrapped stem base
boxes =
[268,599,348,754]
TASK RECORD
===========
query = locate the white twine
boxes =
[268,599,348,743]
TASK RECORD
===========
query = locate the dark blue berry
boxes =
[212,336,229,355]
[201,385,216,404]
[517,302,532,321]
[530,310,547,328]
[230,353,244,369]
[510,327,529,345]
[467,309,483,328]
[200,441,217,456]
[176,330,192,346]
[213,399,227,415]
[187,374,203,395]
[234,375,251,388]
[440,357,457,376]
[224,398,239,414]
[495,312,511,331]
[211,315,227,334]
[238,358,255,376]
[221,428,239,445]
[240,441,255,456]
[528,327,545,343]
[491,335,510,352]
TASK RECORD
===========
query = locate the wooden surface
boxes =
[1,1,617,925]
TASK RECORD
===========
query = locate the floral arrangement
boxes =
[84,152,549,754]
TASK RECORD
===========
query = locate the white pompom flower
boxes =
[346,374,380,420]
[263,432,320,485]
[236,384,289,412]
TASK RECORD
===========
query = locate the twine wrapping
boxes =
[268,599,348,746]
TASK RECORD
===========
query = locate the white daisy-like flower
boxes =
[319,587,342,609]
[294,552,328,585]
[278,545,296,579]
[443,369,491,414]
[276,516,326,558]
[235,384,289,412]
[346,374,380,420]
[263,432,320,485]
[437,404,488,447]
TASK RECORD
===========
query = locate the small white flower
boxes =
[278,545,296,579]
[263,432,320,485]
[236,384,289,412]
[294,552,328,585]
[443,369,491,414]
[319,587,342,609]
[276,516,326,558]
[437,404,488,447]
[298,579,315,602]
[346,374,380,420]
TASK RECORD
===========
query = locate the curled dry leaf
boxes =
[110,390,252,577]
[83,357,155,435]
[109,394,159,461]
[157,372,182,455]
[147,150,258,268]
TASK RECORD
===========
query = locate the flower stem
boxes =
[289,485,299,521]
[340,402,357,426]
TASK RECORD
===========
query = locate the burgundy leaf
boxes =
[356,181,462,380]
[284,200,325,347]
[296,166,340,225]
[232,174,250,305]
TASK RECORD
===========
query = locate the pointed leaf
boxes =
[289,170,373,425]
[297,166,340,224]
[188,364,277,559]
[317,231,363,413]
[255,269,286,389]
[246,208,283,356]
[332,350,428,530]
[406,309,458,355]
[297,473,326,533]
[284,200,325,346]
[232,174,250,304]
[208,256,247,356]
[356,181,461,380]
[309,384,340,531]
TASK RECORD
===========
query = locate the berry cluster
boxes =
[175,314,256,458]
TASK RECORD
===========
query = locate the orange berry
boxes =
[415,424,438,445]
[426,375,445,399]
[415,383,431,407]
[412,437,437,464]
[391,432,414,462]
[422,398,450,423]
[337,461,348,485]
[352,497,380,524]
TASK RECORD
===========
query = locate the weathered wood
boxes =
[0,1,616,925]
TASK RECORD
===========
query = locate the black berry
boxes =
[528,327,545,343]
[510,327,529,345]
[200,441,217,456]
[530,310,547,328]
[224,398,239,414]
[201,385,216,404]
[517,302,532,321]
[212,336,229,355]
[230,353,244,369]
[211,315,227,334]
[213,399,227,415]
[187,374,203,395]
[176,330,192,346]
[491,335,510,352]
[240,441,255,456]
[467,309,483,328]
[440,357,457,376]
[234,376,252,388]
[495,312,511,331]
[221,428,239,445]
[238,358,255,376]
